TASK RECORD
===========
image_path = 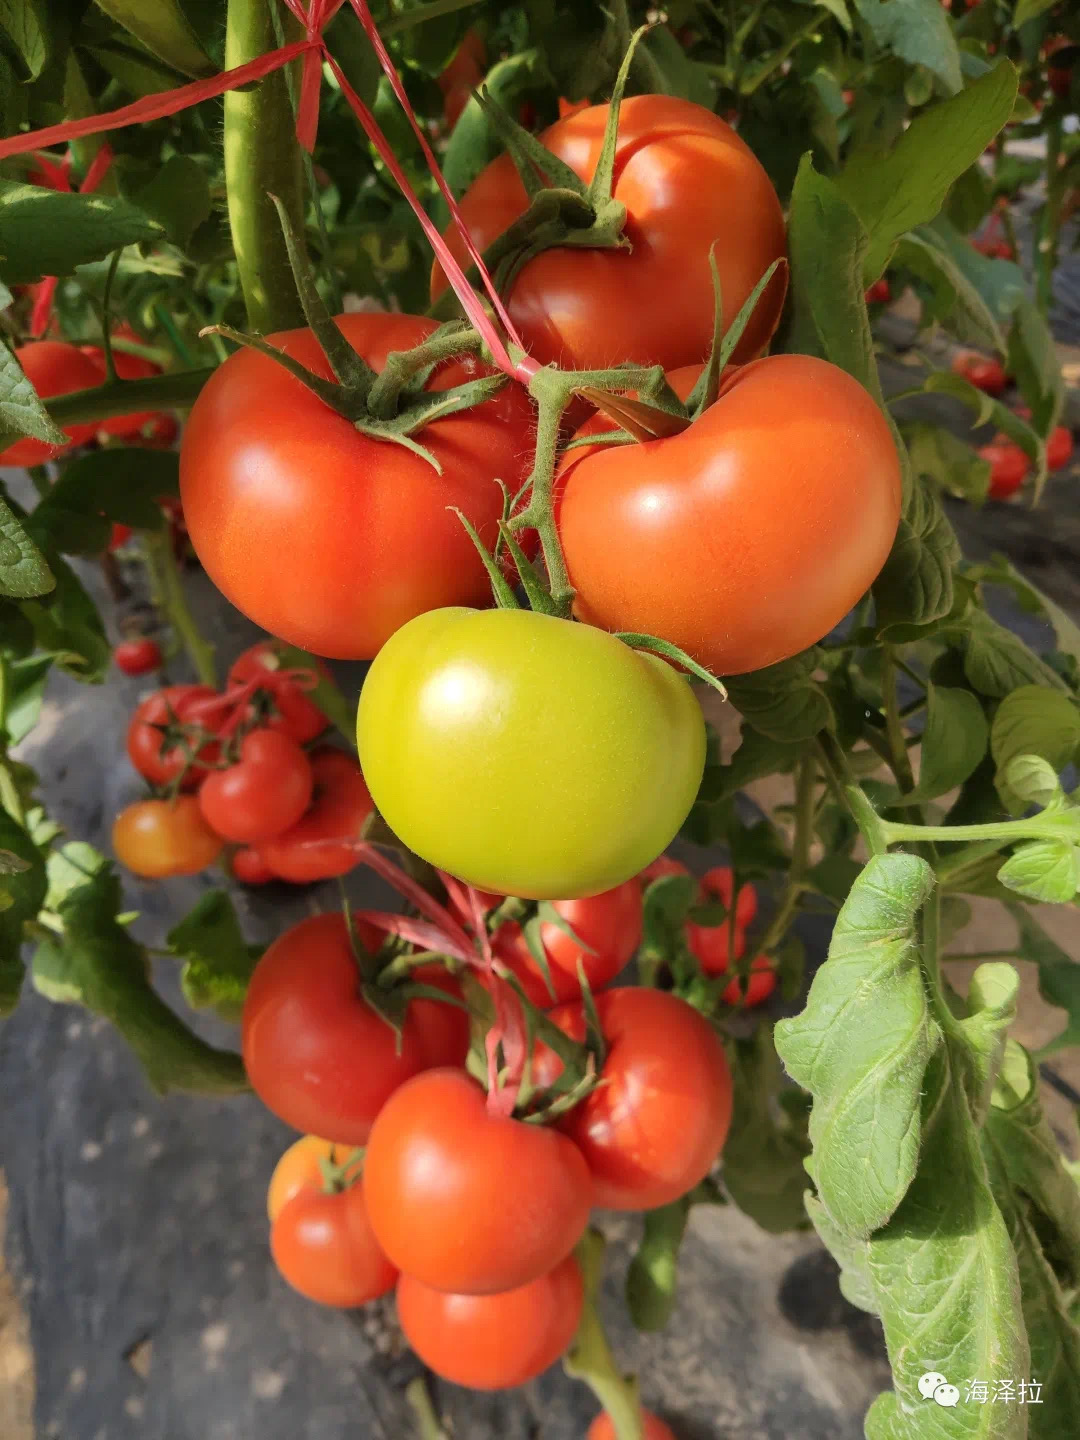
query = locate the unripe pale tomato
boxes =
[558,356,902,676]
[180,312,535,659]
[396,1255,583,1389]
[433,95,786,372]
[357,608,706,900]
[112,797,223,878]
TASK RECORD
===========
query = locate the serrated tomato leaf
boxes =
[0,181,163,286]
[166,890,263,1024]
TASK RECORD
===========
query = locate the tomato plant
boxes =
[241,913,469,1145]
[364,1067,592,1293]
[396,1254,583,1390]
[357,607,706,899]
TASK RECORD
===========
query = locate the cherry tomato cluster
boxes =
[247,860,735,1395]
[111,643,373,883]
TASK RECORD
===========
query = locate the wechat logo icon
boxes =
[919,1372,959,1407]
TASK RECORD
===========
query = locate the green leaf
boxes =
[129,155,212,251]
[92,0,214,78]
[1007,297,1065,447]
[722,1028,812,1234]
[925,214,1027,324]
[0,493,54,599]
[991,686,1080,813]
[966,556,1080,675]
[4,652,52,745]
[32,869,248,1094]
[904,682,989,801]
[1009,909,1080,1060]
[775,853,940,1238]
[724,649,833,743]
[957,962,1019,1123]
[0,334,66,453]
[997,841,1079,905]
[625,1197,690,1331]
[892,229,1004,352]
[959,608,1068,698]
[873,477,960,636]
[805,1194,878,1313]
[32,448,178,551]
[19,549,109,681]
[167,890,262,1024]
[273,642,354,746]
[0,811,46,1015]
[780,156,884,406]
[637,872,696,979]
[859,0,961,92]
[0,0,51,79]
[835,61,1015,282]
[902,419,991,505]
[44,841,107,912]
[0,182,163,286]
[860,1047,1028,1438]
[1013,0,1060,29]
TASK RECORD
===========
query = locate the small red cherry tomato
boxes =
[198,729,314,844]
[126,683,221,790]
[722,954,778,1008]
[979,442,1030,500]
[951,351,1007,397]
[113,638,163,676]
[108,523,133,551]
[228,641,330,744]
[1047,425,1074,472]
[232,847,276,885]
[396,1255,583,1390]
[0,342,101,465]
[864,278,891,304]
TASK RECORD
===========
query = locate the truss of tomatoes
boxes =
[111,641,373,884]
[245,843,778,1391]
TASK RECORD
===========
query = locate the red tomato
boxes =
[865,278,891,304]
[126,684,221,790]
[638,855,691,886]
[558,96,592,119]
[227,641,329,744]
[364,1068,592,1294]
[180,312,536,659]
[979,442,1029,500]
[271,1179,397,1308]
[443,82,474,129]
[241,913,469,1145]
[81,327,160,437]
[972,237,1015,260]
[534,988,732,1210]
[199,729,314,844]
[113,638,162,676]
[1047,37,1074,99]
[558,356,902,676]
[267,1135,344,1222]
[112,796,223,878]
[437,28,485,95]
[231,847,276,885]
[722,954,778,1008]
[491,881,642,1005]
[686,866,757,974]
[396,1256,583,1390]
[433,95,787,371]
[588,1410,676,1440]
[1047,425,1074,472]
[0,342,101,465]
[951,351,1007,397]
[108,522,132,551]
[256,748,373,883]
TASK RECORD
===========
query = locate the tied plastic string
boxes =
[29,143,114,337]
[0,3,537,384]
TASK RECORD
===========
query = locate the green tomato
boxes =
[356,608,706,900]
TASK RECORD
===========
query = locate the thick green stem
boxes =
[46,369,215,427]
[883,815,1073,847]
[405,1377,447,1440]
[143,532,217,688]
[564,1230,644,1440]
[815,732,889,856]
[225,0,306,332]
[882,648,917,797]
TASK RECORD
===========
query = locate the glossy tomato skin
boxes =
[114,638,162,676]
[722,954,777,1007]
[267,1135,342,1222]
[126,684,221,790]
[231,847,276,885]
[198,729,314,844]
[112,797,224,878]
[535,988,732,1210]
[271,1180,398,1308]
[364,1068,592,1294]
[492,881,642,1005]
[180,312,535,659]
[980,442,1029,500]
[433,95,786,371]
[396,1255,583,1390]
[1,342,101,465]
[588,1410,676,1440]
[686,866,757,975]
[559,356,902,676]
[256,748,373,883]
[241,913,468,1145]
[357,608,706,900]
[228,641,329,743]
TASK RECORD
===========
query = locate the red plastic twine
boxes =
[0,2,537,384]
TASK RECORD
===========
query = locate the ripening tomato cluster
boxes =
[246,874,736,1393]
[111,642,374,883]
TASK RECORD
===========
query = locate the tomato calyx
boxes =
[201,198,508,473]
[316,1144,366,1195]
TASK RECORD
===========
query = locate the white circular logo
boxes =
[933,1384,961,1408]
[918,1372,949,1399]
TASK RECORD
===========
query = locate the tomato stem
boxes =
[142,531,217,689]
[404,1377,448,1440]
[366,322,484,421]
[45,369,215,427]
[564,1229,644,1440]
[224,0,306,332]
